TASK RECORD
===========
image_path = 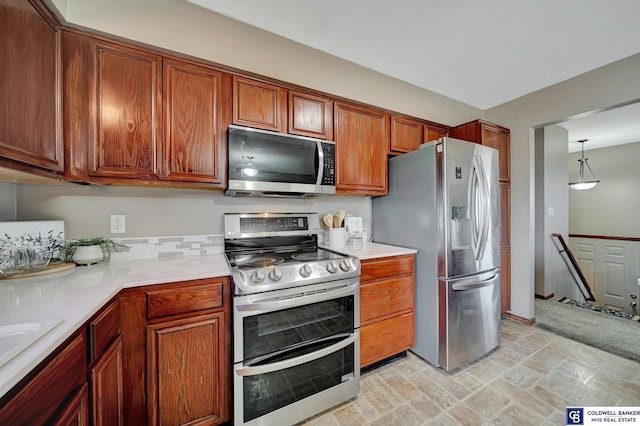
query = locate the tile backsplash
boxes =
[110,234,224,261]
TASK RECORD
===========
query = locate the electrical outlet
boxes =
[110,215,125,234]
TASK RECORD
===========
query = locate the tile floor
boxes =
[301,319,640,425]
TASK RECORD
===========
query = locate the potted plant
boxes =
[59,237,128,265]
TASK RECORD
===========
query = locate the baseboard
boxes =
[535,293,555,300]
[502,312,536,326]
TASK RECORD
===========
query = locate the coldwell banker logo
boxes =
[567,408,584,425]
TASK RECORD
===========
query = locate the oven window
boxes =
[243,295,354,361]
[243,343,355,423]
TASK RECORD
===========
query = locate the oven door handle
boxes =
[234,281,359,314]
[235,331,359,377]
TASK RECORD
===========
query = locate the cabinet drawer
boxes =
[147,281,223,319]
[360,312,414,368]
[89,299,121,362]
[360,255,414,282]
[361,276,414,325]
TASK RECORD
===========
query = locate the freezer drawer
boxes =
[438,270,501,370]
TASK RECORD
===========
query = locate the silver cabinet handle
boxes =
[235,331,359,376]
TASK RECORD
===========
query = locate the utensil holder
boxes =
[329,228,346,248]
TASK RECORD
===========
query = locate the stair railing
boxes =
[551,233,596,302]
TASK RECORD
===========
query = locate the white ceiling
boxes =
[559,102,640,153]
[186,0,640,150]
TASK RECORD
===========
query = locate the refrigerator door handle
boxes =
[471,154,491,262]
[448,270,500,291]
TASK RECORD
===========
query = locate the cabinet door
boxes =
[0,0,63,171]
[147,312,228,426]
[501,249,511,313]
[425,124,448,143]
[334,102,389,195]
[481,122,510,182]
[163,59,229,185]
[0,332,86,425]
[500,182,510,249]
[288,90,333,140]
[390,116,423,153]
[52,384,89,426]
[232,76,286,132]
[89,337,124,426]
[89,39,162,179]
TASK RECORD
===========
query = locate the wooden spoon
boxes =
[323,214,333,228]
[338,209,346,227]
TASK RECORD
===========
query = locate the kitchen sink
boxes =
[0,319,61,368]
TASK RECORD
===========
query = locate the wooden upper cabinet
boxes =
[449,119,510,182]
[232,76,286,133]
[425,124,449,143]
[0,0,63,172]
[482,123,510,182]
[334,102,389,195]
[89,39,162,179]
[163,59,229,185]
[288,90,333,140]
[390,116,423,153]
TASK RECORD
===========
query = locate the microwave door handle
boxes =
[316,140,324,185]
[235,331,359,376]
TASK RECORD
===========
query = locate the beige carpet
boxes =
[534,298,640,363]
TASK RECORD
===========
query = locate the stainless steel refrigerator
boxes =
[372,137,501,371]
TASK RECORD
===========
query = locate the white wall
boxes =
[534,126,572,298]
[485,53,640,320]
[0,182,17,221]
[16,185,372,240]
[569,141,640,237]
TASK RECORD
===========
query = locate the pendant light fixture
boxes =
[569,139,599,190]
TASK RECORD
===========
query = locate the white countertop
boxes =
[321,241,417,260]
[0,242,413,400]
[0,254,230,399]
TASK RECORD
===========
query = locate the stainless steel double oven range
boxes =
[224,213,361,426]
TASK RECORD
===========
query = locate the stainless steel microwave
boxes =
[225,125,336,198]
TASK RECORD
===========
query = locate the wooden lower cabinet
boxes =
[52,384,89,426]
[501,249,511,313]
[361,313,414,368]
[119,277,231,425]
[359,255,415,368]
[147,313,226,425]
[89,337,123,426]
[0,331,87,425]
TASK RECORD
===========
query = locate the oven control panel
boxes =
[224,213,320,239]
[231,256,360,295]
